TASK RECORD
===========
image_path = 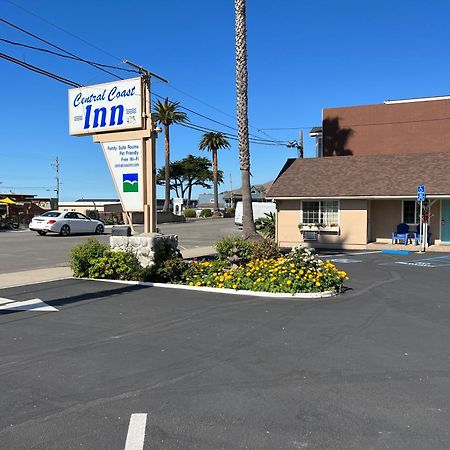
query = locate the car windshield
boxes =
[40,211,61,217]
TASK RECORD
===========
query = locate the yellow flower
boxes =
[232,284,237,289]
[316,281,321,287]
[287,280,292,285]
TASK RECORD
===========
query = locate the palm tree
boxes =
[235,0,258,239]
[199,132,230,212]
[153,98,188,212]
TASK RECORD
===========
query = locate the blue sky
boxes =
[1,0,450,201]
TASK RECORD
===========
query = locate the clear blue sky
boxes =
[1,0,450,201]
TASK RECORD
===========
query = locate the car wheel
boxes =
[95,224,104,235]
[37,230,47,236]
[59,224,71,236]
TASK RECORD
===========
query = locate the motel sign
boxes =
[68,77,143,136]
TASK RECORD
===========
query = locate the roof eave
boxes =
[266,194,450,200]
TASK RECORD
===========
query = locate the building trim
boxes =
[267,195,450,200]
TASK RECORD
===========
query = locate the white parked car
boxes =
[29,211,104,236]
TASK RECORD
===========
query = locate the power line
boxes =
[179,122,288,147]
[0,16,295,144]
[0,51,80,87]
[0,37,139,74]
[4,0,123,62]
[0,16,291,143]
[0,17,123,80]
[153,91,288,144]
[259,127,316,130]
[157,82,282,142]
[4,2,299,143]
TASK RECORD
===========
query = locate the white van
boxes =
[234,201,276,226]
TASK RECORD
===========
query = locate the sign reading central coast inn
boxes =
[68,77,142,136]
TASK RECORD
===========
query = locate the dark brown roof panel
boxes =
[266,152,450,198]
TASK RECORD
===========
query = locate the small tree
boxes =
[153,98,188,212]
[157,155,223,207]
[199,132,230,212]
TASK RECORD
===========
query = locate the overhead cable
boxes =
[0,17,123,80]
[0,37,139,73]
[0,51,81,87]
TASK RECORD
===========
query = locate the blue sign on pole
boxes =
[417,185,426,202]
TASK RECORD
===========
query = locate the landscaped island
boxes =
[70,236,348,296]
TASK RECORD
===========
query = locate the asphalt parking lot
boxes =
[1,250,450,449]
[0,219,239,274]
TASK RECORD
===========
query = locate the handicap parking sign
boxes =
[417,184,426,201]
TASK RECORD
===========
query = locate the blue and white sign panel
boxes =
[68,78,142,136]
[101,140,143,212]
[417,184,426,202]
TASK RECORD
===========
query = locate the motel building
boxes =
[266,95,450,250]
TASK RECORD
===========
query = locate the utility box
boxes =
[111,225,131,236]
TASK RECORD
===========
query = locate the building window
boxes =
[403,200,419,224]
[302,200,339,225]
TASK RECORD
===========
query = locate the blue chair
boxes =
[413,225,431,246]
[392,223,410,245]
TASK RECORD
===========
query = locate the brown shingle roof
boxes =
[266,152,450,198]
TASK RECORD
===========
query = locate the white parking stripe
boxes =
[320,250,382,258]
[0,298,14,305]
[124,413,147,450]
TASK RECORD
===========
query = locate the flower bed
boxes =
[71,238,348,296]
[181,247,347,294]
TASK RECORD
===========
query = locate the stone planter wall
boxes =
[110,233,178,267]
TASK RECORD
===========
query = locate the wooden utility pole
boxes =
[51,156,60,207]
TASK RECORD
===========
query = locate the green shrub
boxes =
[143,255,188,283]
[255,212,276,239]
[199,208,213,218]
[184,208,197,218]
[88,250,143,281]
[215,235,253,261]
[250,238,281,260]
[70,238,109,277]
[152,239,181,266]
[224,207,235,217]
[102,214,124,225]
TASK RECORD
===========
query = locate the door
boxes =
[75,213,92,232]
[441,200,450,243]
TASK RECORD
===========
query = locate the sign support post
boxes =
[417,184,426,253]
[69,65,167,236]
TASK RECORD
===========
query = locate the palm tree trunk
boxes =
[235,0,258,239]
[212,149,219,212]
[163,124,170,212]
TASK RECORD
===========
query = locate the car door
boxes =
[62,212,77,232]
[75,213,93,233]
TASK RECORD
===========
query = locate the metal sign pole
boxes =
[419,200,423,253]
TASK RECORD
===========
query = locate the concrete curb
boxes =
[81,277,337,299]
[0,267,72,289]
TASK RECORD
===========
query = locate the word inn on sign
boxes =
[68,77,143,136]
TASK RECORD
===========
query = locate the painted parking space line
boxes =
[124,413,147,450]
[0,297,15,306]
[319,251,382,259]
[380,255,450,268]
[0,298,58,312]
[328,258,362,264]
